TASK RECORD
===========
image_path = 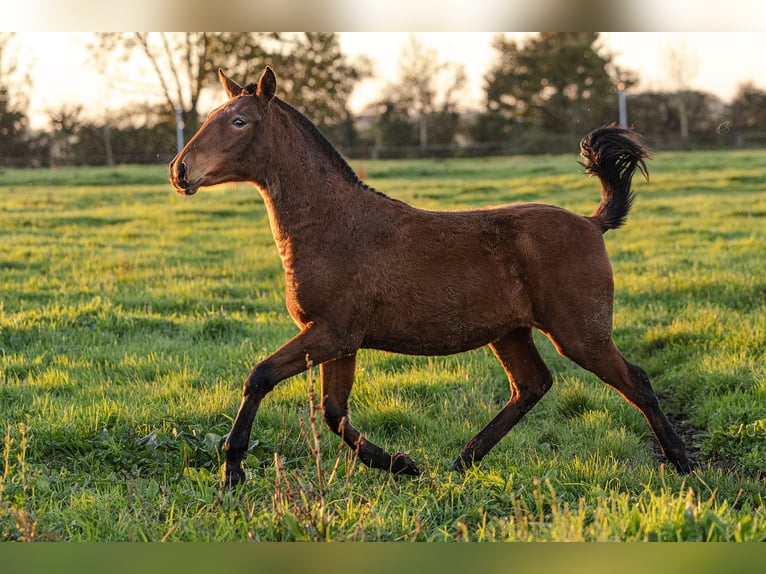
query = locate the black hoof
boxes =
[449,455,475,473]
[390,452,420,476]
[221,465,246,489]
[672,454,697,474]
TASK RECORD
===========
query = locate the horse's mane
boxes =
[268,95,386,197]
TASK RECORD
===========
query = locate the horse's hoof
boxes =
[221,465,246,489]
[390,452,420,476]
[449,455,473,473]
[672,454,697,474]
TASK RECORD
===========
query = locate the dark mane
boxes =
[273,98,386,197]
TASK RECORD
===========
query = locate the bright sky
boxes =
[12,32,766,130]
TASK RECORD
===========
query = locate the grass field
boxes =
[1,150,764,541]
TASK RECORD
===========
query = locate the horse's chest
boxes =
[281,261,340,327]
[274,232,363,326]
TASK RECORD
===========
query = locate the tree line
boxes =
[2,32,766,168]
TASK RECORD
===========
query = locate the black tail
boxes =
[580,123,650,233]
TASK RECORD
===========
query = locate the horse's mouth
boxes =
[173,179,202,196]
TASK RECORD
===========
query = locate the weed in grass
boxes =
[268,359,361,541]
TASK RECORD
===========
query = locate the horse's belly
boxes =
[361,333,491,356]
[361,309,522,356]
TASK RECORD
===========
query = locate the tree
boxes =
[47,104,86,165]
[730,82,766,132]
[370,100,416,153]
[0,86,27,166]
[369,35,467,153]
[483,33,634,148]
[44,99,177,166]
[92,33,232,143]
[257,33,371,149]
[660,36,700,142]
[0,33,30,167]
[626,90,726,149]
[90,33,367,148]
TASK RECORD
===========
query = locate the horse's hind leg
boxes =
[451,328,553,472]
[553,336,693,473]
[320,354,420,476]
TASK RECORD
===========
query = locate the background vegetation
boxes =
[1,150,764,541]
[3,32,766,168]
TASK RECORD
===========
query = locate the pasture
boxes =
[0,150,764,541]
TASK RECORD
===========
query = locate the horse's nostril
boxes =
[177,161,187,182]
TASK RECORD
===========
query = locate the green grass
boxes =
[1,152,764,541]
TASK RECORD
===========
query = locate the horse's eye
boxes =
[232,117,246,127]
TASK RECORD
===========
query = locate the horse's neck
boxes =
[259,161,357,235]
[258,169,380,274]
[257,104,383,244]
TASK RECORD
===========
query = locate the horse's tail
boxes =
[580,123,650,233]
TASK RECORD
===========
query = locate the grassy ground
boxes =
[0,151,764,541]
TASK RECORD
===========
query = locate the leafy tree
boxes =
[0,33,30,167]
[99,102,175,164]
[369,35,467,153]
[729,82,766,132]
[370,100,417,152]
[626,90,726,149]
[0,86,27,166]
[484,33,634,145]
[44,99,177,166]
[260,33,371,149]
[47,104,103,166]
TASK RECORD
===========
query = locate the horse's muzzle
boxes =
[169,156,201,195]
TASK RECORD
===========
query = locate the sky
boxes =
[9,32,766,130]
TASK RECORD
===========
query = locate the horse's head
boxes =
[169,67,277,195]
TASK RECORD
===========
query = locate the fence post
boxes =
[175,106,185,154]
[617,83,627,128]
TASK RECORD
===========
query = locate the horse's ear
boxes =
[219,68,242,99]
[256,66,277,101]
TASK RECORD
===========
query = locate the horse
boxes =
[169,66,692,488]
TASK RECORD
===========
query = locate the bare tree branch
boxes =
[135,33,177,111]
[160,33,186,110]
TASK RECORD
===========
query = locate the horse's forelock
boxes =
[244,83,258,96]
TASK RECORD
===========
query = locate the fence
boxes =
[2,131,766,170]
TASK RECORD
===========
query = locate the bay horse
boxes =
[169,66,692,488]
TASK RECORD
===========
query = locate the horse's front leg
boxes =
[222,324,349,488]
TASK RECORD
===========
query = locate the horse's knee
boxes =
[514,370,552,408]
[243,362,277,397]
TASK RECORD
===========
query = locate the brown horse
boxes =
[169,66,692,488]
